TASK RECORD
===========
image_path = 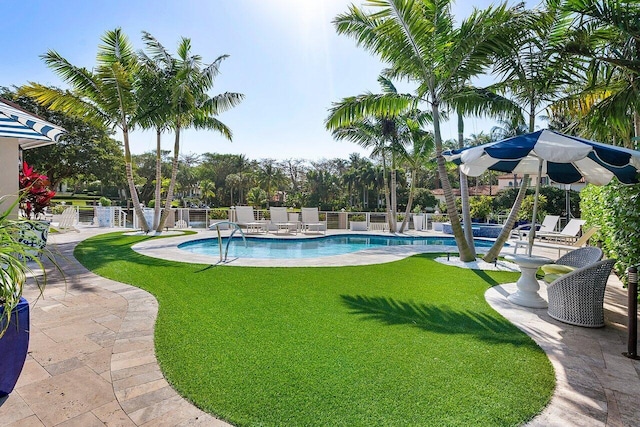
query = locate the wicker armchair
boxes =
[547,259,616,328]
[555,246,603,269]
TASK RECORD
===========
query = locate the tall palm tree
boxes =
[482,0,580,262]
[333,0,517,260]
[398,120,434,232]
[326,75,417,232]
[136,32,175,229]
[141,34,244,232]
[21,28,152,231]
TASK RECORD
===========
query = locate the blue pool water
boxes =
[178,235,495,259]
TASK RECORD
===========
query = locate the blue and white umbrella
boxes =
[0,98,65,148]
[443,129,640,254]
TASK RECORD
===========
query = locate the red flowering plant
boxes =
[19,161,56,220]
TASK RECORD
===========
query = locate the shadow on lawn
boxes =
[341,295,529,345]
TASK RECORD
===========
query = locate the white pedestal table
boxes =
[504,254,552,308]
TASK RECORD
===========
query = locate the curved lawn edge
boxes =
[75,232,555,426]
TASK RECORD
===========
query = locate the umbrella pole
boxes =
[528,158,544,256]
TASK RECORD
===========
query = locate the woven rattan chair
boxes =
[547,258,616,328]
[555,246,603,269]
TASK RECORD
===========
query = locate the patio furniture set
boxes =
[231,206,326,235]
[508,222,616,328]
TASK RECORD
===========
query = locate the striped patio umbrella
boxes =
[0,98,65,148]
[443,130,640,255]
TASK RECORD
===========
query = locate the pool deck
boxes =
[1,226,639,426]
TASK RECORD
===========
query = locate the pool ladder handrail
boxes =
[212,221,247,263]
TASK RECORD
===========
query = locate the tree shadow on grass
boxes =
[341,295,532,346]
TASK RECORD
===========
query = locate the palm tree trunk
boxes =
[483,176,529,263]
[381,155,393,232]
[432,100,473,261]
[400,168,416,232]
[123,128,149,232]
[157,126,181,232]
[458,113,476,258]
[153,128,162,230]
[391,157,397,232]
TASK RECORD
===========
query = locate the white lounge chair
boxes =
[513,225,599,256]
[235,206,265,233]
[511,215,560,239]
[269,207,297,234]
[301,208,326,234]
[536,219,586,243]
[57,206,80,232]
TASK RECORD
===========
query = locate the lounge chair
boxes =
[547,258,616,327]
[511,215,560,239]
[513,226,600,256]
[301,208,326,234]
[269,207,297,234]
[535,219,586,243]
[234,206,265,233]
[57,206,80,232]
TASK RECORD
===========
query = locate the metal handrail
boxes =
[212,221,247,263]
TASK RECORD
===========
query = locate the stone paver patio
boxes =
[0,226,638,426]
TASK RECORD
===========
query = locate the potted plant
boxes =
[430,214,448,232]
[18,162,56,249]
[0,195,53,396]
[349,214,367,231]
[412,206,425,231]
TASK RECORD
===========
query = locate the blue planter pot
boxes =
[0,297,30,396]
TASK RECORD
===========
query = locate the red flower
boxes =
[19,161,56,220]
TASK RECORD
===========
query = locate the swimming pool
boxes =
[178,235,495,259]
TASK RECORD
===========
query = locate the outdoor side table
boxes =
[504,254,552,308]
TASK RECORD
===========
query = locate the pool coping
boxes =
[131,229,499,267]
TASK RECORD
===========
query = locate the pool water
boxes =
[178,235,494,259]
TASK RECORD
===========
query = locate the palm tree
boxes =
[326,75,417,232]
[333,0,517,260]
[482,0,580,262]
[555,0,640,147]
[246,187,267,209]
[136,32,174,229]
[21,28,152,231]
[225,173,242,205]
[198,179,216,206]
[141,34,244,232]
[398,121,434,232]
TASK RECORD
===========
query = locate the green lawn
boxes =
[75,233,554,427]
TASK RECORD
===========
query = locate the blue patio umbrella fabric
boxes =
[0,98,65,147]
[444,130,640,185]
[443,129,640,255]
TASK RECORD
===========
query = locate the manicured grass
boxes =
[75,233,554,427]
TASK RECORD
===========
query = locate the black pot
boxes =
[0,297,30,396]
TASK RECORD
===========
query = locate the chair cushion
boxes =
[541,264,576,284]
[541,264,576,275]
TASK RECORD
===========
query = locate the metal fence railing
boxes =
[84,207,450,231]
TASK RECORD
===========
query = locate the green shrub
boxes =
[518,194,547,222]
[209,209,229,220]
[469,196,493,220]
[99,196,112,206]
[581,182,640,282]
[350,214,366,221]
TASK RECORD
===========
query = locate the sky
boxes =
[2,0,531,162]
